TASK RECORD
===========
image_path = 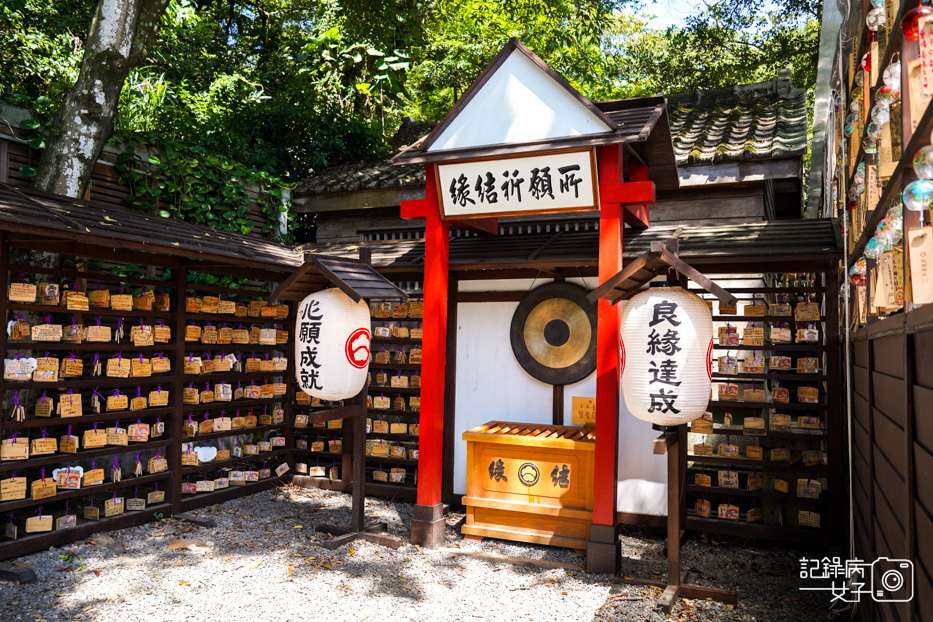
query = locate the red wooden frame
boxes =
[402,147,657,545]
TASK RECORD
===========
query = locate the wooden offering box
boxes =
[462,421,595,550]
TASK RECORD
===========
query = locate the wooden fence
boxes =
[851,303,933,621]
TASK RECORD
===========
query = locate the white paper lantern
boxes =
[295,288,371,400]
[619,285,713,426]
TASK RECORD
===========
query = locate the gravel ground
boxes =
[0,486,845,622]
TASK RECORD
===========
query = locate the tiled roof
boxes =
[293,159,424,196]
[295,72,807,197]
[667,70,808,165]
[0,183,302,270]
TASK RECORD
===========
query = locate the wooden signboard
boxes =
[436,149,598,219]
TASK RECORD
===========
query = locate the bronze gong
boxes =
[510,282,597,384]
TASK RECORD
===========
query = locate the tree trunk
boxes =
[32,0,169,198]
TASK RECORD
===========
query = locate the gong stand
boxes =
[591,239,738,612]
[267,251,407,550]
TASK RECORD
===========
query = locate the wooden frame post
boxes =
[617,427,737,612]
[587,144,624,573]
[408,166,450,547]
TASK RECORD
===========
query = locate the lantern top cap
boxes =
[588,239,737,307]
[266,253,407,304]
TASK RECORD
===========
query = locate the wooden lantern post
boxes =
[589,243,738,610]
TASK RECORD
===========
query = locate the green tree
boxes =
[609,0,821,94]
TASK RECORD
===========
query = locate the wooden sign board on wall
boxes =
[435,149,597,219]
[571,396,596,427]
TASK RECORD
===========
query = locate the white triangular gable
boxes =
[426,48,612,152]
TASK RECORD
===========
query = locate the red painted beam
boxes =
[594,144,623,527]
[623,204,650,228]
[597,180,655,205]
[401,199,436,220]
[416,214,449,508]
[401,164,440,220]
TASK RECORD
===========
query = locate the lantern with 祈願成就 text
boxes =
[295,288,371,401]
[619,284,713,426]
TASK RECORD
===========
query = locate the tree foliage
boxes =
[1,0,821,187]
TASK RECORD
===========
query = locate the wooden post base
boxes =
[585,523,620,574]
[615,572,737,613]
[0,562,36,584]
[317,520,402,550]
[410,502,447,548]
[615,427,736,613]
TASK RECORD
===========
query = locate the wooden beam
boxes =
[658,248,738,306]
[451,218,497,235]
[401,164,439,220]
[623,203,650,228]
[653,430,677,455]
[598,180,655,205]
[586,252,655,304]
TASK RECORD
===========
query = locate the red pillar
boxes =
[407,166,450,547]
[587,144,623,573]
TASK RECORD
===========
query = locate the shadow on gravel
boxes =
[590,527,844,622]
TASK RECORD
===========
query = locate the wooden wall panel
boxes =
[913,385,933,454]
[914,503,933,588]
[917,563,933,622]
[872,451,906,536]
[914,331,933,389]
[853,392,871,428]
[853,365,871,399]
[873,499,906,559]
[872,334,905,379]
[914,441,933,519]
[854,339,870,368]
[871,372,906,427]
[872,408,906,477]
[854,420,871,477]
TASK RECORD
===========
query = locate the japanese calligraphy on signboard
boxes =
[436,149,597,219]
[295,288,371,401]
[619,285,713,426]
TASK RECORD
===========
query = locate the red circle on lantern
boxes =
[345,327,371,369]
[706,338,714,381]
[619,336,626,374]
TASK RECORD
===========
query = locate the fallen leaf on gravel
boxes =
[288,565,293,576]
[348,549,356,556]
[178,581,190,586]
[168,539,211,551]
[248,562,261,569]
[293,525,303,529]
[94,570,101,576]
[56,567,72,572]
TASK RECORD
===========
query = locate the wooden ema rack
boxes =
[461,421,595,551]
